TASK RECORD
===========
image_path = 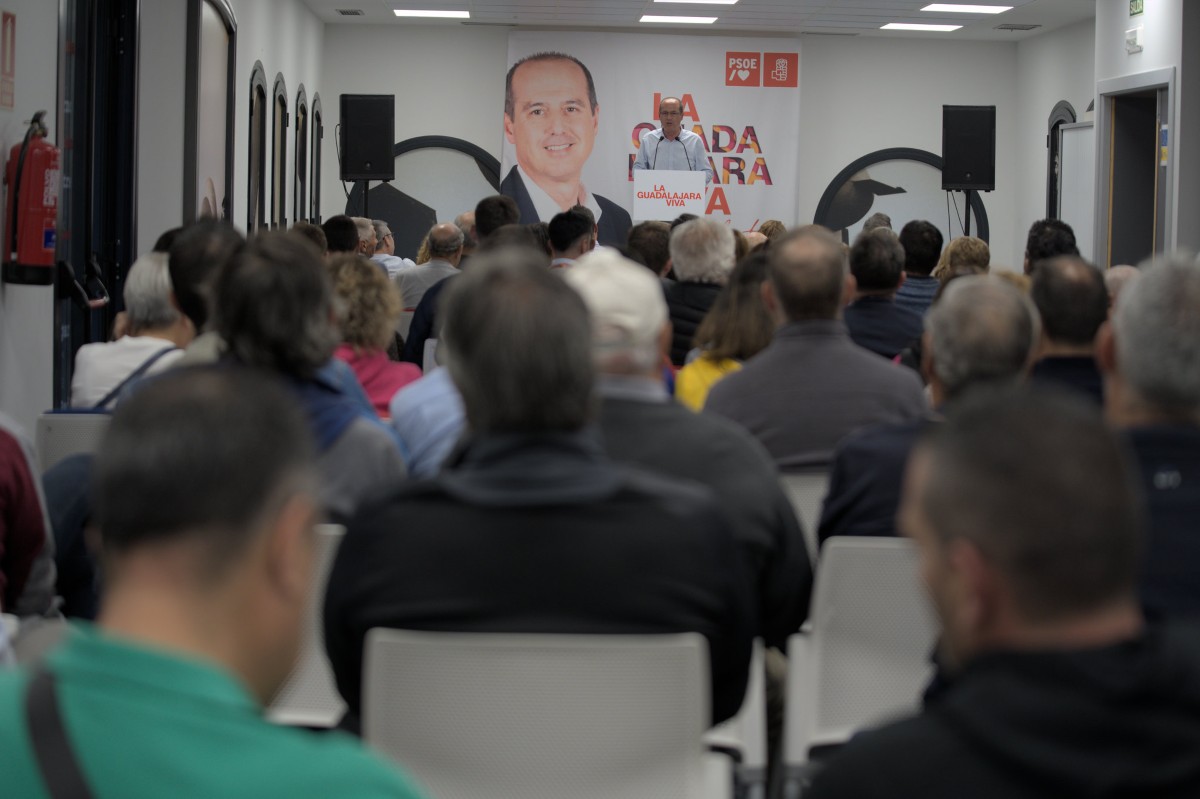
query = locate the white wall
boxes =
[136,1,187,256]
[318,24,509,224]
[798,36,1020,268]
[0,1,61,433]
[1015,19,1095,240]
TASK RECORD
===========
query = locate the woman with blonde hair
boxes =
[933,235,990,283]
[329,254,421,416]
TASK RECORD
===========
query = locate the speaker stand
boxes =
[360,180,370,218]
[962,189,973,236]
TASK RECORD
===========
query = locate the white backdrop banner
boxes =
[500,31,800,244]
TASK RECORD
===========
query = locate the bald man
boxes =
[394,223,465,340]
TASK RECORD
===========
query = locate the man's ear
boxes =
[503,114,516,145]
[1095,321,1117,376]
[842,273,858,307]
[946,538,999,641]
[761,279,779,319]
[897,271,907,289]
[263,492,319,606]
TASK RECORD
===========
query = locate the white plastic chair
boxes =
[779,471,830,562]
[364,629,731,799]
[35,412,111,471]
[266,524,347,727]
[704,638,768,794]
[784,537,937,768]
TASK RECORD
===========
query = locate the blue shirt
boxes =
[389,368,465,478]
[633,128,713,185]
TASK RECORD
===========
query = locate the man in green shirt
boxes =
[0,366,426,799]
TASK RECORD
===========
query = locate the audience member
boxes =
[1023,217,1079,275]
[676,251,774,411]
[370,219,415,277]
[214,232,405,522]
[565,249,811,649]
[862,212,891,232]
[819,276,1037,544]
[453,210,477,264]
[758,219,786,240]
[0,411,56,617]
[807,389,1200,799]
[548,206,596,268]
[705,226,926,468]
[388,366,465,479]
[733,228,751,262]
[325,247,754,732]
[526,221,552,257]
[291,221,327,256]
[933,235,990,283]
[1105,264,1139,312]
[843,228,925,359]
[71,252,192,408]
[167,219,245,365]
[1029,255,1108,405]
[152,227,183,253]
[1098,251,1200,619]
[394,223,463,340]
[322,215,359,254]
[352,217,376,259]
[744,230,769,251]
[665,218,737,365]
[895,220,943,315]
[474,194,520,241]
[626,220,672,278]
[0,368,427,797]
[329,255,421,416]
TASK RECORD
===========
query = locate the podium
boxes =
[632,170,706,221]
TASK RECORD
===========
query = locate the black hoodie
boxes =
[807,624,1200,798]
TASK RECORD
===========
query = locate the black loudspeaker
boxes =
[942,105,996,191]
[339,94,395,181]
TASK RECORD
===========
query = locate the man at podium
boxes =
[633,96,714,185]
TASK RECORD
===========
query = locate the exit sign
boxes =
[1130,0,1144,16]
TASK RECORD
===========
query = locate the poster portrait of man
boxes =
[501,51,633,247]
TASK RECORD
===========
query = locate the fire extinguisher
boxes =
[1,110,59,285]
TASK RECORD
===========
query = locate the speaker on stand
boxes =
[339,94,395,218]
[942,105,996,236]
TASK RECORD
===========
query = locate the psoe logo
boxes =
[763,52,799,88]
[725,52,760,87]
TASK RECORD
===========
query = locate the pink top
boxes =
[334,344,422,417]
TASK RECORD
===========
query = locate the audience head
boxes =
[352,217,376,255]
[693,251,775,362]
[1102,251,1200,423]
[168,218,245,332]
[669,218,736,285]
[626,221,672,277]
[321,215,360,254]
[898,220,943,277]
[1105,265,1140,311]
[454,210,478,253]
[214,231,339,379]
[290,221,327,256]
[371,220,393,255]
[549,206,596,258]
[476,224,544,259]
[732,229,751,263]
[1024,218,1079,275]
[153,227,183,254]
[124,252,186,337]
[765,225,850,324]
[903,388,1142,667]
[441,246,593,435]
[757,219,786,240]
[850,228,906,294]
[427,222,466,262]
[94,366,319,701]
[862,212,892,232]
[934,236,991,283]
[670,213,698,231]
[744,230,768,251]
[1030,256,1108,351]
[564,249,668,375]
[526,221,552,257]
[925,275,1038,403]
[327,254,402,353]
[475,194,520,240]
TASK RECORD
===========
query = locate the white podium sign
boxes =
[632,170,706,221]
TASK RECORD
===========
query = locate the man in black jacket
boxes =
[807,388,1200,798]
[324,246,755,733]
[664,218,735,365]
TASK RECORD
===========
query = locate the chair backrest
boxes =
[785,537,937,761]
[35,412,111,471]
[779,471,830,562]
[396,309,416,341]
[422,338,440,374]
[704,638,767,771]
[265,524,347,727]
[364,629,721,799]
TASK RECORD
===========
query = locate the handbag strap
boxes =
[92,345,178,411]
[25,668,97,799]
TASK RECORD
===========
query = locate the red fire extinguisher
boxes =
[2,111,59,285]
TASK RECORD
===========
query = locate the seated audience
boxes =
[214,232,405,522]
[1023,217,1079,275]
[932,235,990,283]
[388,367,465,479]
[861,212,891,232]
[325,247,754,732]
[527,221,552,257]
[626,220,672,278]
[1029,255,1108,405]
[291,221,328,256]
[71,252,192,408]
[895,220,943,316]
[473,194,520,241]
[453,210,477,266]
[328,255,421,416]
[1104,264,1139,312]
[1098,252,1200,619]
[548,206,596,268]
[565,249,812,649]
[395,223,463,326]
[843,228,925,359]
[0,368,426,797]
[665,218,737,365]
[370,219,415,277]
[0,411,56,617]
[352,217,376,259]
[819,276,1038,545]
[705,226,926,469]
[806,388,1200,799]
[758,219,787,240]
[675,252,774,411]
[168,219,245,366]
[321,215,360,255]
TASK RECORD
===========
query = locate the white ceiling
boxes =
[300,0,1095,41]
